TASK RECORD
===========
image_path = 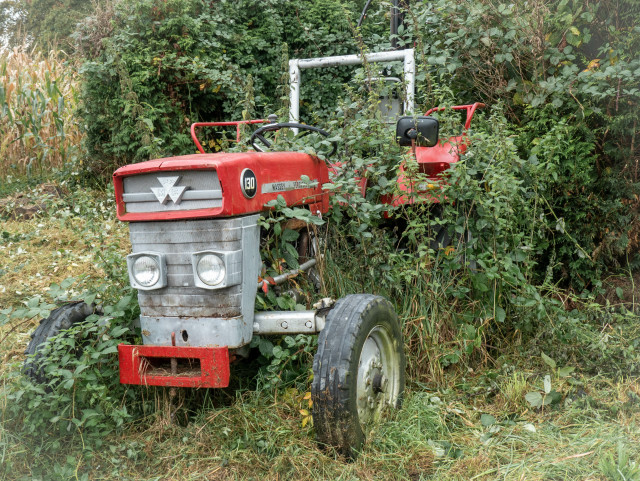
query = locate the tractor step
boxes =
[118,344,230,388]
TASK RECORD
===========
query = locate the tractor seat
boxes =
[415,134,470,179]
[415,102,485,179]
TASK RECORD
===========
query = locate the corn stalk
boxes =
[0,47,82,176]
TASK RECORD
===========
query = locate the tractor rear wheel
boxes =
[431,223,477,271]
[23,302,95,383]
[312,294,405,458]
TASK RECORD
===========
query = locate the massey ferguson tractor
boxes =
[24,21,485,455]
[24,100,481,457]
[108,112,435,456]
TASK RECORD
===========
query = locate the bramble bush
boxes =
[77,0,382,176]
[76,0,640,291]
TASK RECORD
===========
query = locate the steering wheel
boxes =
[249,121,337,158]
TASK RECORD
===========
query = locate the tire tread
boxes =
[23,302,95,382]
[312,294,404,457]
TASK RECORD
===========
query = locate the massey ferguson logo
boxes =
[151,176,187,204]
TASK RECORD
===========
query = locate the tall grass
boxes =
[0,47,82,176]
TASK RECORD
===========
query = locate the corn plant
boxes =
[0,47,82,176]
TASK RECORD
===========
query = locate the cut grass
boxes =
[2,373,637,480]
[0,187,639,480]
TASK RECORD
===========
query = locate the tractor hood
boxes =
[113,151,330,221]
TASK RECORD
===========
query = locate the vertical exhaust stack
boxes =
[358,0,409,50]
[390,0,400,49]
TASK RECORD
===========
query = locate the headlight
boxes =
[196,254,226,286]
[126,252,167,290]
[191,250,241,289]
[133,256,160,287]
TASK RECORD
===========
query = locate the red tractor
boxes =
[24,101,483,457]
[24,31,484,454]
[111,116,420,456]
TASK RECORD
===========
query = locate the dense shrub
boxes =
[78,0,380,175]
[405,0,640,288]
[77,0,640,290]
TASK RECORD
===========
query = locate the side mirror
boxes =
[396,116,439,147]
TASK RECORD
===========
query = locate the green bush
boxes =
[404,0,640,289]
[78,0,377,175]
[76,0,640,290]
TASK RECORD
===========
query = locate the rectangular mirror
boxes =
[396,116,439,147]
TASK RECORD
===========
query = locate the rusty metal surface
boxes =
[139,315,250,347]
[252,310,318,335]
[130,219,244,319]
[118,343,230,388]
[129,215,261,348]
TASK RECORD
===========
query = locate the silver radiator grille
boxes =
[122,170,222,213]
[130,219,244,318]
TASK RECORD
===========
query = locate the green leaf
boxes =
[281,229,299,242]
[615,287,624,300]
[495,307,506,323]
[525,391,543,408]
[115,295,133,310]
[558,366,575,377]
[258,338,273,357]
[84,293,97,305]
[541,352,556,370]
[480,414,496,427]
[547,390,563,405]
[543,375,552,394]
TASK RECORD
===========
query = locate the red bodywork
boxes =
[113,151,331,221]
[384,103,485,207]
[118,344,230,388]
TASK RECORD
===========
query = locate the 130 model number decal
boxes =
[261,179,319,194]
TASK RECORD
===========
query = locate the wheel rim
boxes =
[356,324,402,426]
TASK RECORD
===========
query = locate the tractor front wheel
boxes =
[23,302,95,383]
[311,294,405,458]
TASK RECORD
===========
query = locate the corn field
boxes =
[0,47,82,176]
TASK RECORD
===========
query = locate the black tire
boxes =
[431,224,477,271]
[312,294,405,458]
[23,302,95,383]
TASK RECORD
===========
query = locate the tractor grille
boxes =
[122,170,222,214]
[129,219,243,318]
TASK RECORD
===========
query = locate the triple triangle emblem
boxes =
[151,176,187,204]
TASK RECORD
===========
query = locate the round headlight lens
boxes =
[132,256,160,287]
[197,254,226,286]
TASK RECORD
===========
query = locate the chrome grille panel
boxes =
[123,170,222,213]
[130,219,243,318]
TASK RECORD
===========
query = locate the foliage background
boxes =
[0,0,639,479]
[66,0,640,288]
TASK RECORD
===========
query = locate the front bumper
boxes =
[118,344,230,388]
